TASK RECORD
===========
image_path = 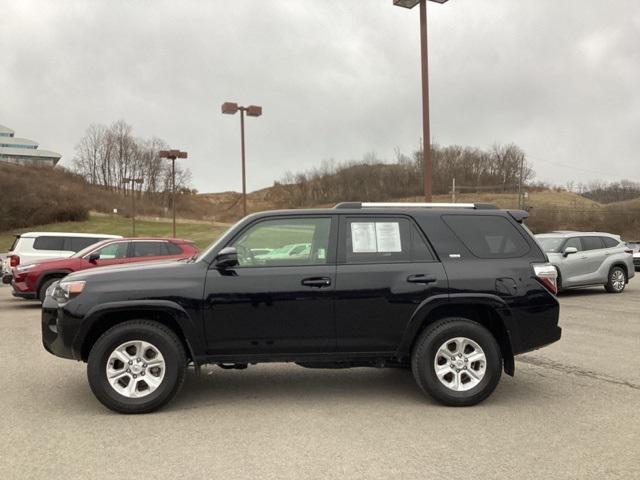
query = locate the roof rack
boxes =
[334,202,497,210]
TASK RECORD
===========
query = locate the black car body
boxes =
[42,203,561,413]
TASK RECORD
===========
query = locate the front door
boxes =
[334,215,448,353]
[203,216,337,355]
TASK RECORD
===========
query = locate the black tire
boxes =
[411,317,502,407]
[604,266,626,293]
[38,277,61,302]
[87,320,186,414]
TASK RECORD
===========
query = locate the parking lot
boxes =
[0,283,638,480]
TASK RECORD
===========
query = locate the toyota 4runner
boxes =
[42,202,561,413]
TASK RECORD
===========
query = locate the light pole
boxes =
[159,149,188,238]
[393,0,449,202]
[221,102,262,217]
[123,177,143,236]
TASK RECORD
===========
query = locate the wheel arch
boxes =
[76,301,202,364]
[609,261,629,281]
[37,270,72,292]
[397,295,515,376]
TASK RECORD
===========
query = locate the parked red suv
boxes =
[12,237,199,301]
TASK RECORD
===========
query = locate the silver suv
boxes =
[536,232,634,293]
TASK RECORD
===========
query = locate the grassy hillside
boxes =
[0,213,231,252]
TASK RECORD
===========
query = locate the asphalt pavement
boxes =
[0,283,638,479]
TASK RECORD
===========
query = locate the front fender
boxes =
[71,300,204,361]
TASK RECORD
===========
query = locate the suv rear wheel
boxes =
[412,318,502,406]
[87,320,186,414]
[604,266,626,293]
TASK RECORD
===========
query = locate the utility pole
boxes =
[159,149,188,238]
[517,155,525,209]
[123,177,143,236]
[451,177,456,203]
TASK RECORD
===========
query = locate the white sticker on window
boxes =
[351,222,377,253]
[375,222,402,252]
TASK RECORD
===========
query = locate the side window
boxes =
[564,237,582,251]
[132,241,170,258]
[166,242,184,255]
[33,236,65,251]
[582,237,604,251]
[64,237,103,252]
[443,215,530,259]
[94,242,128,260]
[231,217,331,267]
[601,237,619,248]
[344,217,434,264]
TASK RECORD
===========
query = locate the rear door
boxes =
[334,215,447,353]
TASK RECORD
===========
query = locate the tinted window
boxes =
[94,242,128,260]
[231,217,331,267]
[33,236,65,251]
[166,242,183,255]
[64,237,104,252]
[132,241,170,258]
[601,237,620,248]
[344,217,434,264]
[443,215,530,259]
[582,237,604,251]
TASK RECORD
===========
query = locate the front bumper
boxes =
[41,297,76,360]
[11,283,37,300]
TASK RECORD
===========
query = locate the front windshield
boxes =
[71,240,110,258]
[196,223,237,262]
[536,236,564,253]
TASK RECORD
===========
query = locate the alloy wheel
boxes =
[106,340,166,398]
[434,337,486,391]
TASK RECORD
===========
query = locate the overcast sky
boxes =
[1,0,639,193]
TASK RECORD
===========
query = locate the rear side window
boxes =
[582,237,604,251]
[132,241,170,258]
[601,237,620,248]
[33,236,65,251]
[64,237,104,252]
[443,215,530,259]
[344,217,434,264]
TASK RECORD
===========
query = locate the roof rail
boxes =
[334,202,497,210]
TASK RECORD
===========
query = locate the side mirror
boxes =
[214,247,238,269]
[88,252,100,263]
[563,247,578,257]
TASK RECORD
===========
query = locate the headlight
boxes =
[16,264,36,273]
[52,280,86,303]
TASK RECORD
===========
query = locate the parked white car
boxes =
[1,232,122,281]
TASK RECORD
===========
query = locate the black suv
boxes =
[42,203,561,413]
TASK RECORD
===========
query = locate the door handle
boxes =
[406,274,437,284]
[301,277,331,288]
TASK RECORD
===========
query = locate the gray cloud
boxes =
[1,0,639,192]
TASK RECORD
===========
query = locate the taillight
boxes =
[9,255,20,267]
[533,263,558,295]
[624,248,633,254]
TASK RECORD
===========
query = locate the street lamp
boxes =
[159,149,188,238]
[393,0,449,202]
[221,101,263,217]
[122,177,144,236]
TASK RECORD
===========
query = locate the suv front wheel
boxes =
[87,320,186,414]
[412,318,502,406]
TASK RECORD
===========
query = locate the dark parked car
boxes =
[13,237,198,301]
[42,202,561,413]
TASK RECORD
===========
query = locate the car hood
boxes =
[65,258,189,282]
[28,257,83,270]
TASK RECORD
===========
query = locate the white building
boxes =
[0,124,61,167]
